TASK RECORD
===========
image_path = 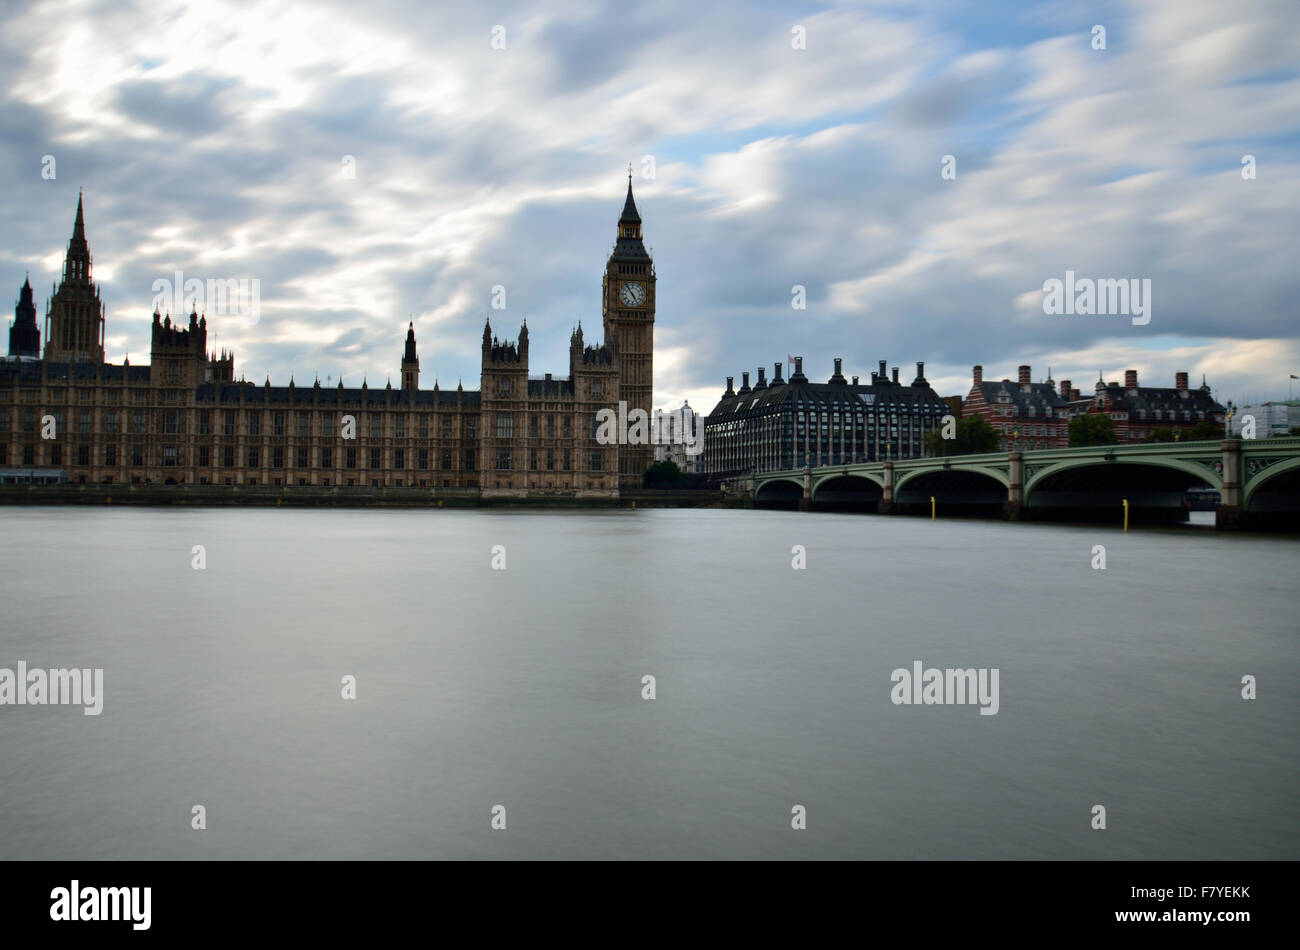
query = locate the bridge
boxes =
[748,437,1300,530]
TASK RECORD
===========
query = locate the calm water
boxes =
[0,506,1295,860]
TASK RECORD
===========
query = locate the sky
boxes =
[2,0,1298,412]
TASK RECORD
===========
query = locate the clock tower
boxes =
[603,171,655,488]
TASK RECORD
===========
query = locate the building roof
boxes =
[194,382,482,407]
[1090,381,1224,417]
[978,380,1067,415]
[706,377,947,421]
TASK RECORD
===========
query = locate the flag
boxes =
[788,355,796,366]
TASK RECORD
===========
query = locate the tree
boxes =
[924,415,1001,456]
[1182,420,1224,441]
[643,459,687,488]
[1069,413,1118,447]
[1142,427,1177,443]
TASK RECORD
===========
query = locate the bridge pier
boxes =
[1004,451,1024,520]
[1216,438,1243,530]
[877,461,896,514]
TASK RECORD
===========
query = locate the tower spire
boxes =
[73,190,86,242]
[620,172,641,225]
[43,192,104,363]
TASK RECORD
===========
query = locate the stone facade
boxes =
[1,187,654,495]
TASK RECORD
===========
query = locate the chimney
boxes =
[1125,369,1138,390]
[725,376,734,396]
[912,361,926,386]
[851,376,859,386]
[1060,379,1072,399]
[879,360,888,380]
[1175,371,1188,392]
[772,362,784,384]
[891,366,899,384]
[755,366,767,389]
[1070,388,1080,401]
[973,364,983,386]
[739,371,751,394]
[829,357,846,385]
[1018,364,1031,386]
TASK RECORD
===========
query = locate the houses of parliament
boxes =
[1,184,656,495]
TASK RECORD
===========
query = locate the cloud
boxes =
[0,0,1296,414]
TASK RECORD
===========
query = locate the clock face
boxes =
[619,282,646,307]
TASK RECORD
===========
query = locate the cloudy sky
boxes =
[2,0,1298,411]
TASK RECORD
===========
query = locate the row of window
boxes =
[0,408,607,439]
[0,443,609,472]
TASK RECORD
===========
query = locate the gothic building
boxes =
[1,184,655,494]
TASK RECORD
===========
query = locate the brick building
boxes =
[964,364,1226,449]
[1,186,654,495]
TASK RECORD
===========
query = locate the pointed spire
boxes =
[620,171,641,224]
[73,190,86,242]
[404,321,418,362]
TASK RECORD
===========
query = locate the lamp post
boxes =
[1225,401,1236,440]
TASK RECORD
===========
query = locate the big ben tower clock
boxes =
[603,168,656,488]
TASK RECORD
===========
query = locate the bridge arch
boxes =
[894,464,1009,495]
[893,465,1009,515]
[1243,455,1300,509]
[1024,456,1216,523]
[1024,455,1221,500]
[754,477,804,509]
[810,473,883,511]
[811,470,884,493]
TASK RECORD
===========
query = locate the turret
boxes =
[401,322,419,391]
[8,276,40,359]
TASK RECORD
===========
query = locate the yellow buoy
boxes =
[1122,498,1129,532]
[930,496,936,521]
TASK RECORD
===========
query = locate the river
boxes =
[0,507,1295,859]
